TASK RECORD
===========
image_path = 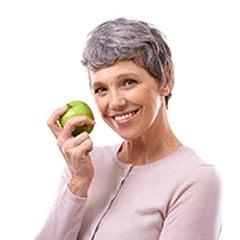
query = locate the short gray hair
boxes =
[82,18,174,108]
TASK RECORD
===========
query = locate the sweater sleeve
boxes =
[159,165,222,240]
[34,167,87,240]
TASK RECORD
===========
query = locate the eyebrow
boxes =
[91,73,140,88]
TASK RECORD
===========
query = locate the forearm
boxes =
[35,184,87,240]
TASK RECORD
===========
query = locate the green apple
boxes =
[59,100,94,136]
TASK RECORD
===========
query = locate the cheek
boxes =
[94,97,107,115]
[125,90,144,103]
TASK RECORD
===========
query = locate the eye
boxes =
[94,86,107,95]
[123,79,138,88]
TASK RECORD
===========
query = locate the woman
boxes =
[36,18,221,240]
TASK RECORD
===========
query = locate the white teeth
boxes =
[114,111,136,122]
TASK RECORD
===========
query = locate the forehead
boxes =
[89,60,149,85]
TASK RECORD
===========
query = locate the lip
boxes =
[110,109,140,125]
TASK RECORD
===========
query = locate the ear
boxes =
[159,66,173,96]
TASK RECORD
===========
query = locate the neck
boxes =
[118,106,183,165]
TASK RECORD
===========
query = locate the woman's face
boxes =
[89,60,164,140]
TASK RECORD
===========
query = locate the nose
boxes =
[109,90,127,110]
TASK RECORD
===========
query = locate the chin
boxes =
[114,129,141,141]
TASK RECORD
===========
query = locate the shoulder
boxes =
[178,146,221,187]
[171,163,222,207]
[178,146,221,189]
[186,164,222,194]
[167,146,222,199]
[162,161,222,239]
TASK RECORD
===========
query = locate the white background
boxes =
[0,0,239,239]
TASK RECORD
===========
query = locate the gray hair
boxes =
[82,18,174,108]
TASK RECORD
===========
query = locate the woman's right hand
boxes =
[47,105,95,197]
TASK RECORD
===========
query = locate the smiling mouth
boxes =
[112,109,139,122]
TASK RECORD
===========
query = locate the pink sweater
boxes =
[35,144,221,240]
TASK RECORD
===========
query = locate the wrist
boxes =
[67,177,92,197]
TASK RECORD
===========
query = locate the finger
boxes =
[47,105,68,138]
[61,115,95,138]
[75,138,93,157]
[60,132,89,152]
[66,138,93,167]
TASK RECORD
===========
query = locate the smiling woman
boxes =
[35,18,221,240]
[89,60,164,142]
